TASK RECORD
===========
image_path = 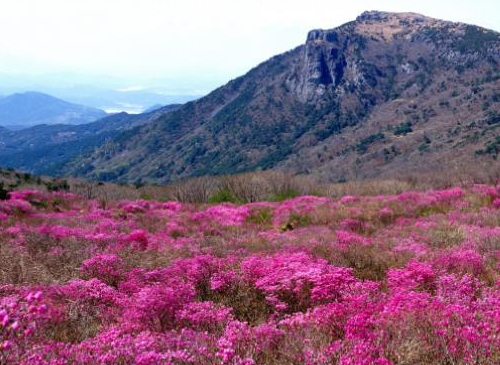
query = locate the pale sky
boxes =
[0,0,498,93]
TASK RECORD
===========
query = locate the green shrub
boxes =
[476,136,500,157]
[209,188,239,204]
[456,25,500,53]
[356,133,385,153]
[486,111,500,125]
[45,179,70,192]
[418,143,429,152]
[246,208,273,225]
[455,65,466,74]
[139,193,153,200]
[0,183,8,200]
[270,188,300,202]
[394,122,413,136]
[282,213,312,231]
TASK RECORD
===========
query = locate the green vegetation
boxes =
[0,182,8,200]
[1,132,116,177]
[246,208,273,225]
[209,188,240,204]
[270,188,300,202]
[455,65,467,74]
[356,133,385,153]
[422,26,444,44]
[418,143,429,152]
[282,212,312,231]
[45,179,70,192]
[209,85,256,134]
[476,135,500,157]
[439,100,450,108]
[394,122,413,136]
[486,111,500,125]
[456,25,500,53]
[0,168,70,196]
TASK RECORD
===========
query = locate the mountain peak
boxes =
[5,12,500,183]
[356,10,429,22]
[9,91,57,100]
[306,11,441,47]
[352,10,448,40]
[0,92,107,128]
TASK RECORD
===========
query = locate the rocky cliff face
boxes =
[28,11,500,183]
[291,11,500,102]
[291,28,349,101]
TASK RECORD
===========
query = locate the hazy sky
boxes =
[0,0,498,93]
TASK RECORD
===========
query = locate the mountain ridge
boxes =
[0,103,183,174]
[0,91,107,129]
[6,11,500,182]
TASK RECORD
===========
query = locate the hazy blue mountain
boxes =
[0,92,107,128]
[0,103,182,174]
[0,75,202,114]
[143,104,165,113]
[0,72,216,110]
[57,88,198,113]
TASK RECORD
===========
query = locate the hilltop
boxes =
[51,11,500,183]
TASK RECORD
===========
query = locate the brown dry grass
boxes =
[61,165,500,206]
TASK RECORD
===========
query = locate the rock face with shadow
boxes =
[292,28,349,101]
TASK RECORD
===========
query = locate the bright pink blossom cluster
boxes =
[0,186,499,364]
[0,290,47,363]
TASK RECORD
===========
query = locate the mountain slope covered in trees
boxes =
[7,12,500,183]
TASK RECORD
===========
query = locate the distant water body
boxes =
[102,103,145,114]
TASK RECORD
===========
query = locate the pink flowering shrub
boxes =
[80,254,125,286]
[387,259,436,292]
[125,229,149,250]
[126,280,195,331]
[335,229,368,246]
[0,212,8,221]
[192,204,250,226]
[176,301,233,332]
[379,206,394,224]
[339,195,359,204]
[340,218,367,233]
[1,186,500,364]
[242,252,356,312]
[434,247,485,276]
[3,199,33,214]
[0,291,48,364]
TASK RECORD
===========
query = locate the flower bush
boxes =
[0,185,500,364]
[80,254,125,286]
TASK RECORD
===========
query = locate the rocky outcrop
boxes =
[291,29,349,102]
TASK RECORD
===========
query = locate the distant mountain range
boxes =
[0,92,107,129]
[0,104,181,175]
[46,87,198,114]
[142,104,170,113]
[2,11,500,183]
[0,77,201,115]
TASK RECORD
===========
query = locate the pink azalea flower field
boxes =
[1,185,500,364]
